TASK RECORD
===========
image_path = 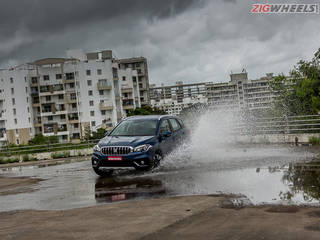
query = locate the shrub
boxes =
[309,136,320,145]
[51,152,60,159]
[63,151,70,158]
[22,155,30,162]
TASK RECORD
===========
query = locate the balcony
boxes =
[97,82,112,90]
[121,87,133,93]
[99,102,114,111]
[122,104,134,110]
[41,110,67,117]
[66,97,77,104]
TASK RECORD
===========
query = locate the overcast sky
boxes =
[0,0,319,85]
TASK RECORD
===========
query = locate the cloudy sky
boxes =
[0,0,319,85]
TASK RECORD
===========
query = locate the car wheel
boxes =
[148,151,162,170]
[93,167,114,177]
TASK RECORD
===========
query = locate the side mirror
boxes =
[160,131,171,139]
[104,131,109,137]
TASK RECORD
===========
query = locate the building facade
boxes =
[118,57,150,106]
[150,71,280,115]
[0,49,144,145]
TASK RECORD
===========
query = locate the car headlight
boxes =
[93,145,101,152]
[134,144,152,152]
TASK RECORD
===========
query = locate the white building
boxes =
[150,71,286,115]
[0,49,144,145]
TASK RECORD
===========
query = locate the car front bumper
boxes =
[92,151,153,170]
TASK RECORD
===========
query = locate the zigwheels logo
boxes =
[251,3,319,14]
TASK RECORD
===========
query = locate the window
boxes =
[60,115,66,120]
[71,103,77,108]
[65,72,74,80]
[86,70,91,76]
[26,97,29,103]
[122,76,126,81]
[16,139,19,145]
[74,123,79,128]
[91,121,96,127]
[133,76,137,82]
[48,116,53,121]
[12,98,15,105]
[28,117,31,123]
[99,90,104,95]
[169,119,182,131]
[87,80,92,86]
[159,120,172,134]
[46,96,51,101]
[101,110,106,115]
[11,88,14,94]
[97,69,102,75]
[43,75,50,81]
[27,107,30,113]
[89,100,94,106]
[25,87,28,93]
[10,77,13,83]
[59,94,64,100]
[31,77,37,84]
[13,108,16,115]
[88,90,93,96]
[69,83,75,88]
[14,119,17,124]
[90,111,95,116]
[15,129,19,134]
[56,74,62,79]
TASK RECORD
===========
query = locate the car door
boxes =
[158,119,173,154]
[168,118,184,148]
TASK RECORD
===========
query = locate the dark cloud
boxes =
[0,0,319,85]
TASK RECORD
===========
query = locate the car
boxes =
[91,115,188,176]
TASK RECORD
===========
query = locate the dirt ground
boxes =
[0,194,319,240]
[0,177,41,196]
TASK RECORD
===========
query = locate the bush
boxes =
[309,136,320,145]
[22,155,30,162]
[63,151,70,158]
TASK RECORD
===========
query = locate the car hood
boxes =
[98,135,156,147]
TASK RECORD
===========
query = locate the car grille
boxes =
[101,146,133,155]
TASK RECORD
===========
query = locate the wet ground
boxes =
[0,145,319,211]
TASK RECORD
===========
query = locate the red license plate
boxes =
[111,193,126,202]
[107,156,123,161]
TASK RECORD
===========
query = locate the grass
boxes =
[0,141,96,157]
[309,136,320,145]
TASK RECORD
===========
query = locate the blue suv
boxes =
[92,115,187,176]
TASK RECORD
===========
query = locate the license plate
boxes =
[107,156,123,161]
[111,193,126,202]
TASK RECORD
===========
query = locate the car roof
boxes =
[125,115,177,121]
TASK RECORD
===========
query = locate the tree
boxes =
[270,48,320,116]
[128,106,166,116]
[91,128,107,139]
[84,125,91,141]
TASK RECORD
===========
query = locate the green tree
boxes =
[270,48,320,116]
[91,128,107,139]
[28,134,47,145]
[128,106,166,116]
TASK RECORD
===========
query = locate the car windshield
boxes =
[110,119,158,136]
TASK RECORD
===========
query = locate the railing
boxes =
[234,115,320,135]
[0,139,100,157]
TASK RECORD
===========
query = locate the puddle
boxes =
[0,147,319,211]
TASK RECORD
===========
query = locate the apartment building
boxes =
[150,71,279,115]
[150,81,208,115]
[118,57,150,106]
[0,49,142,145]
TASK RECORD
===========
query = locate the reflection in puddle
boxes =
[281,162,320,203]
[95,177,166,203]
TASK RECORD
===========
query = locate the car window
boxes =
[177,118,184,128]
[159,119,172,134]
[169,119,181,132]
[110,119,158,136]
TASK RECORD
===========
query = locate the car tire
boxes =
[93,167,114,177]
[148,151,163,170]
